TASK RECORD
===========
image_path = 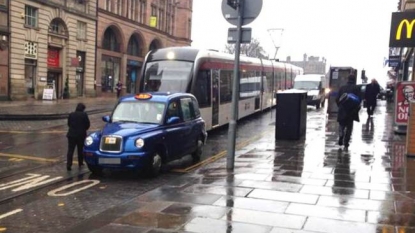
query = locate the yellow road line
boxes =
[0,152,58,163]
[172,130,271,173]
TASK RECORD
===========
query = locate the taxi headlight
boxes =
[135,138,145,148]
[312,95,319,100]
[85,136,93,146]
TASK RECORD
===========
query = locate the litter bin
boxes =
[275,90,307,140]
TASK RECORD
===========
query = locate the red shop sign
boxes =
[47,49,60,67]
[395,81,415,125]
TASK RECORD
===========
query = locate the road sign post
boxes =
[222,0,262,170]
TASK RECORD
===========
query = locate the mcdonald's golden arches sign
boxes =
[390,12,415,47]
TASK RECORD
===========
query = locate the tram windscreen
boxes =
[142,60,193,92]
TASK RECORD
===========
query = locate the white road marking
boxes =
[47,180,100,197]
[0,209,23,220]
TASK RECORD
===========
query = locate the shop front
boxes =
[47,47,61,98]
[126,59,142,94]
[101,55,121,94]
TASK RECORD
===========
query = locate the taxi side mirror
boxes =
[167,116,180,124]
[102,115,111,123]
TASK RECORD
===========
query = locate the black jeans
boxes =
[67,136,85,168]
[339,121,354,147]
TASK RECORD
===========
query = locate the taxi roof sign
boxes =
[135,93,152,100]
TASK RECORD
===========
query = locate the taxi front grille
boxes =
[100,135,123,153]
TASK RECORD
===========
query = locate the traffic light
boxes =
[227,0,238,9]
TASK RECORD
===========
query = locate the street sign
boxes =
[221,0,262,26]
[227,28,252,43]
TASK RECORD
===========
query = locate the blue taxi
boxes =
[83,92,207,177]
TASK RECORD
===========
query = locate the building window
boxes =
[139,0,146,23]
[105,0,112,11]
[25,5,38,28]
[103,28,119,52]
[49,19,67,36]
[127,36,140,56]
[114,0,121,15]
[77,21,87,40]
[130,0,136,20]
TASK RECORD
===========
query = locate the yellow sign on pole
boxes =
[150,16,157,28]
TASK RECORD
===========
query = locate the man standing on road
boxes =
[364,78,380,118]
[66,103,90,171]
[336,74,361,150]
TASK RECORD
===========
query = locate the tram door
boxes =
[212,70,219,127]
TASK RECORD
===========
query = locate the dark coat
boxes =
[66,106,90,139]
[364,83,380,105]
[336,81,361,124]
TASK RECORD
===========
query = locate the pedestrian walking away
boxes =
[116,81,122,98]
[336,74,361,150]
[66,103,90,171]
[364,78,380,118]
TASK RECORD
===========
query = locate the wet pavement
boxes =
[0,99,413,233]
[0,97,117,121]
[57,101,415,233]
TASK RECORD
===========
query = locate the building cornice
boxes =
[28,0,97,21]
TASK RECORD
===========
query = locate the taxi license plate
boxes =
[99,158,121,164]
[105,137,117,144]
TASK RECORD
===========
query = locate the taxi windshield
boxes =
[112,101,166,124]
[142,60,193,92]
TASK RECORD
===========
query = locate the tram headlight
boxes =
[166,51,175,60]
[85,136,93,146]
[135,138,145,148]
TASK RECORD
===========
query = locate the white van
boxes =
[293,74,328,109]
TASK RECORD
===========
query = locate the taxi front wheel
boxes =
[144,152,162,177]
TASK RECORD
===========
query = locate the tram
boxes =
[138,47,303,131]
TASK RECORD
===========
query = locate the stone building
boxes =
[0,0,9,101]
[285,54,327,75]
[96,0,193,97]
[9,0,97,100]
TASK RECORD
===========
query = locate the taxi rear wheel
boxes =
[87,164,103,175]
[145,152,162,177]
[191,138,204,162]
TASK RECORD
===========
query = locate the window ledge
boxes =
[76,37,88,42]
[24,24,40,31]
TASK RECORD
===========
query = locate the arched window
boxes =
[103,28,119,52]
[127,36,141,56]
[49,18,68,37]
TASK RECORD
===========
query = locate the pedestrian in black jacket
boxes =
[66,103,90,171]
[364,78,380,118]
[336,74,361,150]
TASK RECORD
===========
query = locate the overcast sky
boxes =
[191,0,397,85]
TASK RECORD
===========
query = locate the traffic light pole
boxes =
[226,0,244,171]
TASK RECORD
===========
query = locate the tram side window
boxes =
[220,70,232,104]
[194,70,211,108]
[265,72,273,93]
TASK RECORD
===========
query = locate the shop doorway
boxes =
[47,71,60,98]
[76,72,84,96]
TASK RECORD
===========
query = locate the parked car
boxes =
[83,92,208,177]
